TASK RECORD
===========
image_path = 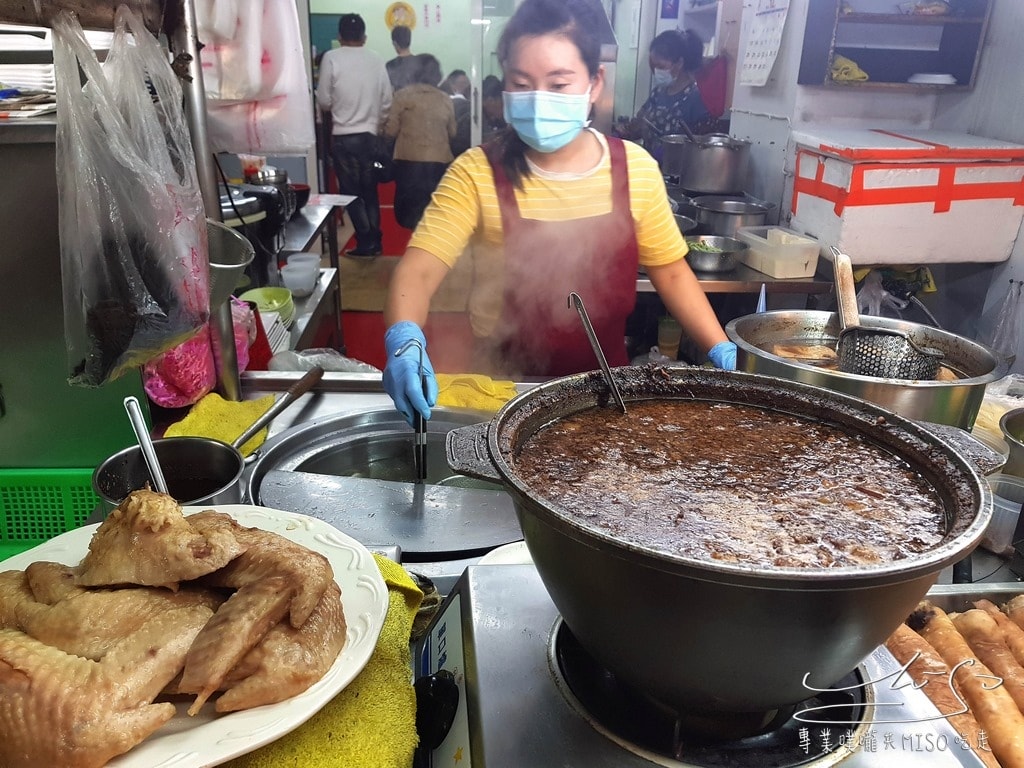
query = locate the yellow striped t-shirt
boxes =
[409,130,687,270]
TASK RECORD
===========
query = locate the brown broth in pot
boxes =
[512,400,946,568]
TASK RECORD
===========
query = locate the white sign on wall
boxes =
[739,0,790,87]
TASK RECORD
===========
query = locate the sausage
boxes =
[909,601,1024,768]
[885,623,999,768]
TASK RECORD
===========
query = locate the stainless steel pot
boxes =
[93,436,245,513]
[661,134,751,194]
[693,196,770,237]
[726,311,1008,428]
[446,366,991,716]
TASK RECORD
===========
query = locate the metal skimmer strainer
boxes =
[831,247,944,380]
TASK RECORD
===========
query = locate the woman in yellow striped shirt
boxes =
[383,0,736,424]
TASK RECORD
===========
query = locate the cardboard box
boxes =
[736,226,820,278]
[789,128,1024,265]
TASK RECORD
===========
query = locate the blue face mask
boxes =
[502,88,592,153]
[652,68,673,88]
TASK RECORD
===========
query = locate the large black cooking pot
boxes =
[447,366,992,717]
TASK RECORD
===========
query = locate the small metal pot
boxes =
[693,196,771,237]
[93,436,245,514]
[661,134,751,194]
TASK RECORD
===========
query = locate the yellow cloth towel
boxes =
[164,392,276,456]
[435,373,517,412]
[226,554,424,768]
[830,54,869,82]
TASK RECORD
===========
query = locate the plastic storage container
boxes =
[736,226,820,278]
[979,473,1024,557]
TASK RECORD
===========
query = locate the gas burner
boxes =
[549,618,869,768]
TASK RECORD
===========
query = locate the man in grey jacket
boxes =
[316,13,392,256]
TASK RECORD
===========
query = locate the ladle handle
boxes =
[232,366,324,450]
[830,246,860,331]
[568,292,627,414]
[123,396,168,494]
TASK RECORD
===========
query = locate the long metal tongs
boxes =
[568,292,627,414]
[395,338,428,482]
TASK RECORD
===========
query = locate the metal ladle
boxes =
[123,395,168,494]
[568,292,627,414]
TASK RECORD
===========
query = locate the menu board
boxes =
[739,0,791,87]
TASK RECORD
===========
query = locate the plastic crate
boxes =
[0,468,98,561]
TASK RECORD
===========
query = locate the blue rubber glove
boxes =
[707,340,737,371]
[383,321,439,425]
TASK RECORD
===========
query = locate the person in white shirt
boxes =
[316,13,392,256]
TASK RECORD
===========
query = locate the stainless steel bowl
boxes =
[685,234,747,272]
[726,310,1008,428]
[1000,408,1024,477]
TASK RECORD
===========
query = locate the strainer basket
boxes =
[831,246,944,381]
[837,326,943,379]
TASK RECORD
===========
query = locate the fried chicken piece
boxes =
[216,581,347,712]
[77,490,246,590]
[16,583,224,661]
[190,510,334,627]
[0,603,210,768]
[179,575,294,715]
[25,561,85,604]
[0,570,33,629]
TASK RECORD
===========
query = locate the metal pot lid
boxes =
[248,408,521,560]
[695,133,750,150]
[692,196,770,214]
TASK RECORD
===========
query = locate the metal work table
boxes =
[289,268,343,351]
[283,204,340,267]
[638,262,835,296]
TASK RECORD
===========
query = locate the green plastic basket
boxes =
[0,468,99,561]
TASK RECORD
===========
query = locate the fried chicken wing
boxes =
[77,490,246,589]
[16,583,224,661]
[179,575,294,715]
[0,601,210,768]
[190,510,334,627]
[216,581,347,712]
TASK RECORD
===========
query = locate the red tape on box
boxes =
[791,149,1024,216]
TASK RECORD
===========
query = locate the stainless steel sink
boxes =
[246,407,521,561]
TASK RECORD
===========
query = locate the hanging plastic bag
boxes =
[53,8,209,387]
[982,279,1023,365]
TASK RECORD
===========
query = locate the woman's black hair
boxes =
[493,0,603,189]
[649,29,704,74]
[414,54,443,86]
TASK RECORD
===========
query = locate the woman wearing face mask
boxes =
[382,0,735,425]
[623,30,715,163]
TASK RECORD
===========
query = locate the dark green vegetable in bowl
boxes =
[684,235,748,273]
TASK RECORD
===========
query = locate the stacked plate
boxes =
[908,73,957,85]
[239,287,295,328]
[259,311,291,354]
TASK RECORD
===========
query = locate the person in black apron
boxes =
[381,0,736,425]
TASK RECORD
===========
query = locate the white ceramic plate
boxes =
[477,540,533,566]
[0,504,388,767]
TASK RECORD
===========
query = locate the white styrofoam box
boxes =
[788,128,1024,265]
[736,226,820,278]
